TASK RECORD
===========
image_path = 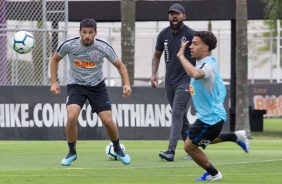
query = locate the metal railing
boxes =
[0,1,280,86]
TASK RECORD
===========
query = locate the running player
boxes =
[177,31,250,181]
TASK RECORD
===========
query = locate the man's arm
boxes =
[112,59,132,98]
[177,41,205,79]
[50,52,63,94]
[151,50,163,88]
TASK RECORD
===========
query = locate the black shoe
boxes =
[159,150,174,161]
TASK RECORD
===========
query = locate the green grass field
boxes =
[252,118,282,139]
[0,118,281,184]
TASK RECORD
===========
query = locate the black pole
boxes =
[230,19,236,131]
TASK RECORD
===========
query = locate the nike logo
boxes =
[185,89,189,92]
[187,106,197,124]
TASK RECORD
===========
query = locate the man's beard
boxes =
[169,20,183,31]
[82,39,93,46]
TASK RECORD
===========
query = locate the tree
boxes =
[120,0,135,86]
[235,0,251,136]
[262,0,282,81]
[262,0,282,24]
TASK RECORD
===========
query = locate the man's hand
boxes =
[177,41,189,59]
[50,82,61,94]
[122,85,132,98]
[150,75,158,88]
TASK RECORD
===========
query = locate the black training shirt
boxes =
[155,24,196,85]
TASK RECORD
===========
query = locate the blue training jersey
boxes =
[190,55,227,125]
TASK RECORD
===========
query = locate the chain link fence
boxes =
[0,0,68,85]
[0,1,281,86]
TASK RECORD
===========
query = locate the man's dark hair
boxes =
[80,18,97,30]
[195,31,217,51]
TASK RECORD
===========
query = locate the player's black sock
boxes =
[218,132,237,142]
[112,138,121,151]
[206,163,218,176]
[112,138,125,157]
[115,149,125,157]
[68,142,76,154]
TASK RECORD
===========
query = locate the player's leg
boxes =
[159,83,191,161]
[61,104,81,166]
[185,119,223,181]
[181,88,192,160]
[61,85,87,166]
[88,81,130,165]
[98,110,119,141]
[158,84,175,161]
[172,83,190,142]
[181,108,190,142]
[211,130,250,153]
[184,139,222,181]
[179,83,191,142]
[168,83,190,151]
[98,110,131,165]
[66,104,81,143]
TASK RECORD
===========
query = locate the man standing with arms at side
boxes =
[151,3,195,161]
[177,31,250,181]
[50,18,131,166]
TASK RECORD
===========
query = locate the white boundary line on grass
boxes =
[71,158,282,170]
[1,158,282,173]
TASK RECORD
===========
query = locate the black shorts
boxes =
[66,81,111,114]
[187,119,224,149]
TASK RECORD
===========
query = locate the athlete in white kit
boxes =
[50,18,131,166]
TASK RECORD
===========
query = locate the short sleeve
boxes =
[57,42,70,58]
[201,63,214,80]
[105,45,119,63]
[155,31,164,51]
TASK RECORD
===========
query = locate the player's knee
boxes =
[103,119,115,128]
[183,143,190,153]
[67,114,78,126]
[184,141,195,154]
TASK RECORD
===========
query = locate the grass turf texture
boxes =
[0,118,281,183]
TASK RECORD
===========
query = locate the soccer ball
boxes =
[105,142,125,160]
[12,31,35,54]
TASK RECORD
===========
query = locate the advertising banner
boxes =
[249,83,282,117]
[2,83,279,140]
[0,86,200,140]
